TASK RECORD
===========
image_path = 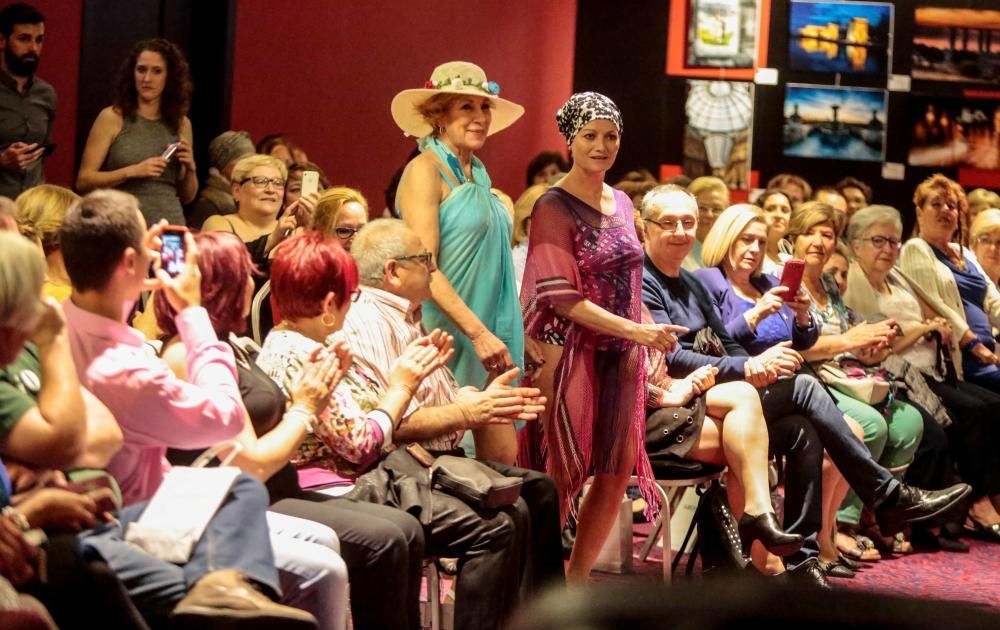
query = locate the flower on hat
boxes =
[450,77,464,90]
[486,81,500,96]
[424,80,435,89]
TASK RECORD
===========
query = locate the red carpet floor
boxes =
[586,530,1000,610]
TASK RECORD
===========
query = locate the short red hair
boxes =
[270,231,358,321]
[154,231,256,337]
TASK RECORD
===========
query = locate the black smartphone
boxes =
[160,227,186,277]
[41,143,56,157]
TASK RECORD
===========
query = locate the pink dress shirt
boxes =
[64,300,244,504]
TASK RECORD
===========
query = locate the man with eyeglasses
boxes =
[333,218,565,596]
[0,3,54,199]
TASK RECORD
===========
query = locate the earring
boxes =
[320,313,336,327]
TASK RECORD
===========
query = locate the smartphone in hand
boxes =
[301,170,319,198]
[160,227,186,277]
[161,142,181,161]
[779,259,805,300]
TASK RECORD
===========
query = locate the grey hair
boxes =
[0,231,45,329]
[639,184,696,219]
[352,218,412,286]
[846,205,902,245]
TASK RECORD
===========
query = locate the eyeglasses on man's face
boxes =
[644,217,696,233]
[395,251,435,268]
[241,176,285,189]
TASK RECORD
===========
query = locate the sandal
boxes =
[835,529,881,562]
[891,531,914,555]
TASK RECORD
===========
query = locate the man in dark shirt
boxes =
[0,3,55,198]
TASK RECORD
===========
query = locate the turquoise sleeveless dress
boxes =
[402,136,525,393]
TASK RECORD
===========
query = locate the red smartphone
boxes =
[779,259,805,300]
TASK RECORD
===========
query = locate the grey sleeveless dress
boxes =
[104,113,184,225]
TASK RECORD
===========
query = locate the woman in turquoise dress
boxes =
[393,61,528,461]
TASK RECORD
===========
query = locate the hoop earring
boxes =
[320,313,336,327]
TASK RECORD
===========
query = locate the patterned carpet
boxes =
[589,527,1000,610]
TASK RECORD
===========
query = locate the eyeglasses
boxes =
[863,236,902,250]
[350,288,362,303]
[241,176,285,189]
[977,236,1000,248]
[395,251,435,268]
[335,227,361,240]
[644,217,696,233]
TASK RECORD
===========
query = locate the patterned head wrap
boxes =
[556,92,623,145]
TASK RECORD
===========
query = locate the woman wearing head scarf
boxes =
[393,61,528,461]
[519,92,685,582]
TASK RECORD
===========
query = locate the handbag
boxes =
[816,358,893,406]
[430,455,523,510]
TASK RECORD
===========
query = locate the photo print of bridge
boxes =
[913,7,1000,84]
[787,0,892,75]
[783,84,886,162]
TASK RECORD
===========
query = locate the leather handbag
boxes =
[430,455,523,510]
[816,359,893,406]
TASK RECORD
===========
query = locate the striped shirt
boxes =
[334,287,463,452]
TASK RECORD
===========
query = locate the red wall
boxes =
[231,0,577,212]
[34,0,81,189]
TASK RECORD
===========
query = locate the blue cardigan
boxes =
[690,267,819,356]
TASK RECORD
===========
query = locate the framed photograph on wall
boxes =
[908,94,1000,169]
[666,0,771,79]
[782,84,887,162]
[912,7,1000,84]
[787,1,893,76]
[684,80,754,189]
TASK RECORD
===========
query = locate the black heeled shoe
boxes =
[738,512,804,557]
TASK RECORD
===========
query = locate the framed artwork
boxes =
[782,84,887,162]
[912,8,1000,84]
[908,95,1000,169]
[787,1,893,76]
[666,0,771,79]
[683,80,754,190]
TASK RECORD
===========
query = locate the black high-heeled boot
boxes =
[738,512,804,557]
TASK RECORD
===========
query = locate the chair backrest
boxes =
[250,279,273,346]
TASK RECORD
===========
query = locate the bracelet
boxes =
[2,506,29,531]
[285,405,317,433]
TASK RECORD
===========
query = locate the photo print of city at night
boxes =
[686,0,759,69]
[908,96,1000,170]
[787,1,892,75]
[783,84,886,162]
[912,8,1000,84]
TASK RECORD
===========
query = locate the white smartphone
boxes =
[301,170,319,198]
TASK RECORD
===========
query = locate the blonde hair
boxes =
[971,208,1000,244]
[0,231,45,330]
[231,154,288,185]
[688,176,728,199]
[311,186,369,237]
[14,185,80,256]
[492,187,514,221]
[701,203,767,272]
[512,184,549,245]
[968,188,1000,211]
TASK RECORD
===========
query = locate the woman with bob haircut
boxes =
[310,186,369,252]
[846,205,1000,545]
[900,174,1000,392]
[510,183,549,291]
[155,230,429,629]
[77,38,196,226]
[13,184,80,302]
[970,208,1000,290]
[393,62,528,450]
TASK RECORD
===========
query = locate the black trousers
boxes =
[925,377,1000,498]
[269,496,424,630]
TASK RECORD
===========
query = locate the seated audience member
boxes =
[58,189,342,627]
[525,151,568,188]
[766,173,812,210]
[967,187,1000,223]
[156,231,424,629]
[256,231,533,630]
[662,174,692,188]
[756,189,793,275]
[0,228,312,627]
[257,134,307,166]
[187,130,255,229]
[822,241,851,296]
[846,205,1000,545]
[511,184,549,291]
[338,218,562,589]
[681,199,970,579]
[836,176,873,221]
[812,187,848,235]
[971,209,1000,290]
[684,176,729,270]
[900,174,1000,392]
[311,187,369,252]
[0,197,15,231]
[786,202,926,558]
[283,161,327,224]
[13,185,80,302]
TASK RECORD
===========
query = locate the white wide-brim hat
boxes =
[391,61,525,138]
